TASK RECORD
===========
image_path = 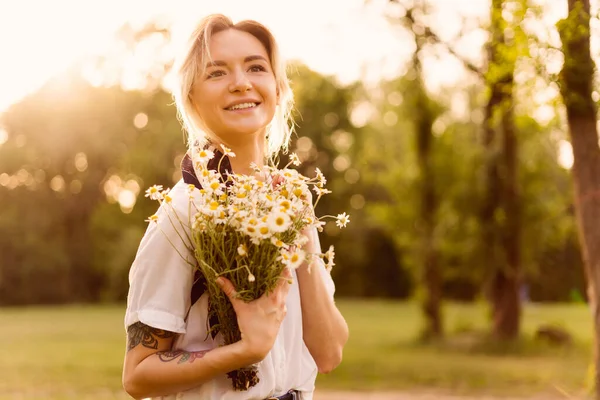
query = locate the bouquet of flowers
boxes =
[145,145,349,390]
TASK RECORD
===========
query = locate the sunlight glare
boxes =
[0,128,7,146]
[75,153,88,172]
[50,175,66,192]
[134,113,149,129]
[118,189,137,214]
[557,139,574,170]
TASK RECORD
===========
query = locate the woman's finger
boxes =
[216,277,238,302]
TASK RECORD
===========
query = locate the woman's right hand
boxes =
[216,268,292,363]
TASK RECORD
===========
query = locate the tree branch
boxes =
[403,8,485,79]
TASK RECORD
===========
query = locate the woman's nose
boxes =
[229,70,252,93]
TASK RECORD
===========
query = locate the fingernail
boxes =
[216,277,223,286]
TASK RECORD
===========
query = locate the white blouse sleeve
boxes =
[306,226,336,298]
[124,181,195,334]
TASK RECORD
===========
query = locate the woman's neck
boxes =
[222,140,266,177]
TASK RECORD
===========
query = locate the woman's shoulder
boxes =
[165,179,194,210]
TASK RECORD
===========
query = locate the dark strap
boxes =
[181,147,233,338]
[266,390,299,400]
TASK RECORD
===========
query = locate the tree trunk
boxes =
[413,63,443,339]
[557,0,600,396]
[483,0,521,340]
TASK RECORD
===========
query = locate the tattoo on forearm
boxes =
[126,322,175,351]
[157,350,209,364]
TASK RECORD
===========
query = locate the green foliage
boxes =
[0,67,186,304]
[286,63,409,298]
[357,67,584,302]
[0,12,588,304]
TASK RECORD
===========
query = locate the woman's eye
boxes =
[207,70,225,79]
[249,64,267,72]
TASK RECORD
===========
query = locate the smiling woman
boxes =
[122,13,348,400]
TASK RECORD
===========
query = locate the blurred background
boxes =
[1,0,599,399]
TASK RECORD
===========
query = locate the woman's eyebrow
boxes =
[204,55,268,69]
[244,55,268,63]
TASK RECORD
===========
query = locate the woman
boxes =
[122,14,349,400]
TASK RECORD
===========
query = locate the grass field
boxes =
[0,300,593,399]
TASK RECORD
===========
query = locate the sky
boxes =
[0,0,497,113]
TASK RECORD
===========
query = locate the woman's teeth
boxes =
[227,102,258,111]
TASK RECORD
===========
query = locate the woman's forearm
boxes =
[123,341,255,399]
[297,229,349,373]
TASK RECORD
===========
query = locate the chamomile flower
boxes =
[161,189,172,204]
[292,186,307,199]
[145,214,159,223]
[280,248,306,270]
[220,144,236,157]
[290,153,301,166]
[256,224,271,240]
[196,148,215,164]
[336,212,350,228]
[214,210,228,225]
[237,244,248,257]
[313,186,332,196]
[324,245,335,271]
[249,162,261,173]
[266,211,292,233]
[145,185,163,200]
[247,273,256,283]
[277,199,292,213]
[315,220,326,232]
[315,168,326,187]
[270,237,284,247]
[202,179,224,197]
[200,200,224,218]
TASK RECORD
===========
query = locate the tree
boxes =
[557,0,600,396]
[481,0,522,340]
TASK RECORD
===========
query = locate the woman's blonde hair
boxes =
[172,14,294,158]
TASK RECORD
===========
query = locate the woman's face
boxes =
[191,29,278,143]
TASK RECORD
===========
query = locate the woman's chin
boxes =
[221,124,268,138]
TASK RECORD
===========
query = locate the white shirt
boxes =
[124,179,336,400]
